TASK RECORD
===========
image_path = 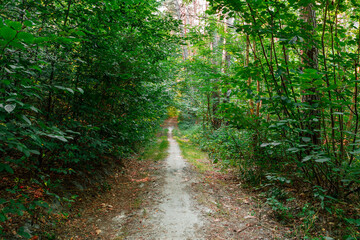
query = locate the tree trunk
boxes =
[301,4,321,146]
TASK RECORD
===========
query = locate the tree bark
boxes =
[300,4,321,146]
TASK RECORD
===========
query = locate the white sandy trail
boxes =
[126,127,203,240]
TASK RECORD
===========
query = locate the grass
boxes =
[141,128,169,161]
[173,129,210,173]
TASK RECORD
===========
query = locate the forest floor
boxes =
[58,119,291,239]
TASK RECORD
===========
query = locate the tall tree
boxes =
[300,3,321,146]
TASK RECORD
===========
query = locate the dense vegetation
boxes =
[174,0,360,238]
[1,0,360,238]
[0,0,177,237]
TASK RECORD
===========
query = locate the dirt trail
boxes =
[126,126,204,239]
[59,118,288,239]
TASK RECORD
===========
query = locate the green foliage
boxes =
[0,0,178,237]
[266,196,294,221]
[297,203,319,238]
[178,0,360,197]
[173,128,210,173]
[167,106,180,118]
[175,0,360,237]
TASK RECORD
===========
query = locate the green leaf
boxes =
[29,150,40,155]
[45,134,68,142]
[33,37,49,44]
[5,164,14,174]
[30,65,42,72]
[55,85,75,94]
[0,163,14,174]
[4,104,16,113]
[349,149,360,155]
[74,30,86,36]
[30,106,39,113]
[0,26,16,41]
[17,226,31,238]
[55,136,68,142]
[315,158,330,163]
[23,20,33,27]
[287,147,299,153]
[17,32,34,44]
[6,21,22,31]
[0,213,7,222]
[77,87,84,94]
[24,150,30,157]
[302,137,311,142]
[4,67,14,74]
[21,115,31,125]
[66,88,74,94]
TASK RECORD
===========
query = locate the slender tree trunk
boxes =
[64,0,72,26]
[300,4,321,146]
[222,17,233,126]
[245,35,255,115]
[210,13,222,129]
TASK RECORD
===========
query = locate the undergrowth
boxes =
[175,117,360,239]
[0,128,167,239]
[141,128,169,162]
[173,129,210,173]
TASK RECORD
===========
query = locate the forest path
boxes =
[121,119,287,239]
[59,118,287,239]
[125,125,204,239]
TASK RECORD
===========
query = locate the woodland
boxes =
[0,0,360,239]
